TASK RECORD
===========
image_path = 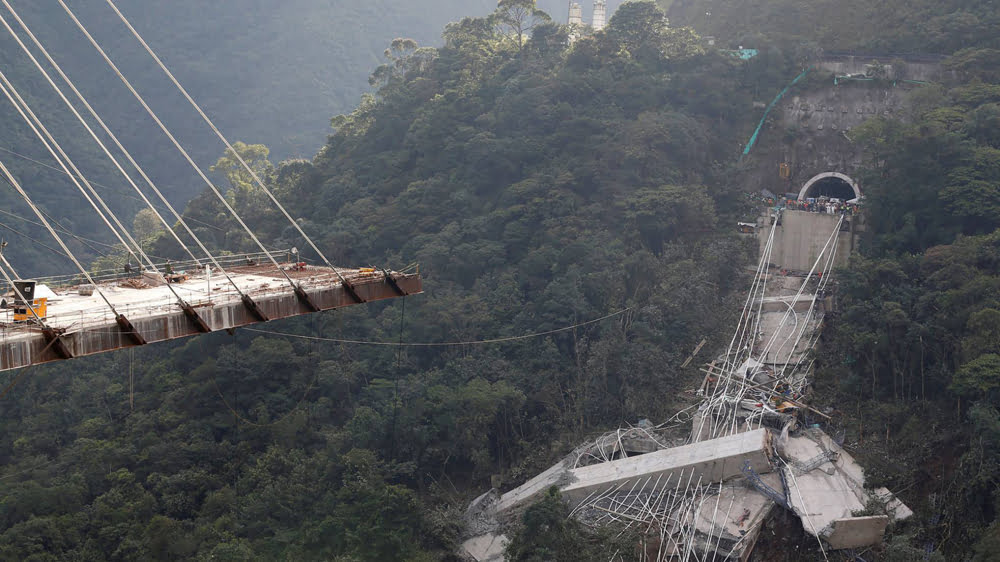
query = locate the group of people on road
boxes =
[745,192,861,216]
[783,197,860,215]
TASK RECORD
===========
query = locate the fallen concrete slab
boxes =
[785,463,866,536]
[756,310,822,365]
[780,430,911,550]
[561,429,774,506]
[824,516,890,550]
[690,478,779,559]
[460,533,508,562]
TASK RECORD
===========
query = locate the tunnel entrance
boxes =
[797,172,861,201]
[805,177,857,199]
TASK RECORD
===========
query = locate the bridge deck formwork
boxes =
[0,265,421,372]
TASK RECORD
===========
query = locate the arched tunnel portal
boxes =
[797,172,861,201]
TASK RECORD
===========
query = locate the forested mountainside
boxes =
[666,0,1000,53]
[813,62,1000,558]
[0,0,498,275]
[5,0,500,162]
[3,0,1000,560]
[0,3,767,559]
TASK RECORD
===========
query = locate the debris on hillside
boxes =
[461,210,910,561]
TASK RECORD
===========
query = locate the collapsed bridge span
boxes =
[461,206,907,561]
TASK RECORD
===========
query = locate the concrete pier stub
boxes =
[760,210,855,272]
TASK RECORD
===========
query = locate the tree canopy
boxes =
[2,0,1000,559]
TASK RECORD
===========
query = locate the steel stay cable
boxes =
[105,0,355,289]
[718,217,775,384]
[710,490,737,562]
[0,217,70,258]
[0,65,200,317]
[1,3,209,263]
[694,219,775,442]
[17,209,112,258]
[0,160,119,316]
[753,215,842,369]
[0,251,49,328]
[83,306,632,344]
[750,220,776,356]
[45,4,249,299]
[0,7,198,265]
[706,211,826,441]
[0,206,173,262]
[0,66,141,267]
[713,215,843,440]
[0,192,142,260]
[0,6,217,317]
[0,181,119,253]
[58,0,300,296]
[0,145,223,232]
[241,307,632,347]
[718,226,774,412]
[714,226,777,437]
[776,218,842,381]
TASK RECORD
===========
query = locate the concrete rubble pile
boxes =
[461,423,911,560]
[460,209,910,561]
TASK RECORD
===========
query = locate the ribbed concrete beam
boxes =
[0,269,421,372]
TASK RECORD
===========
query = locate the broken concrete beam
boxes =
[591,429,663,458]
[824,515,890,550]
[464,490,500,537]
[783,456,867,537]
[873,487,914,521]
[561,429,774,506]
[496,457,572,513]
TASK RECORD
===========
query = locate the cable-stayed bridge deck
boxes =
[0,264,421,372]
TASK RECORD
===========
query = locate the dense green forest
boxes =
[0,2,763,559]
[666,0,1000,53]
[0,0,499,275]
[2,0,1000,560]
[812,58,1000,558]
[0,1,637,276]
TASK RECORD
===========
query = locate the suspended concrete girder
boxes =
[0,265,421,372]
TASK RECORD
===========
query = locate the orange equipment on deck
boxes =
[13,297,47,322]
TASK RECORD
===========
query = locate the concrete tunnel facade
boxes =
[797,172,861,201]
